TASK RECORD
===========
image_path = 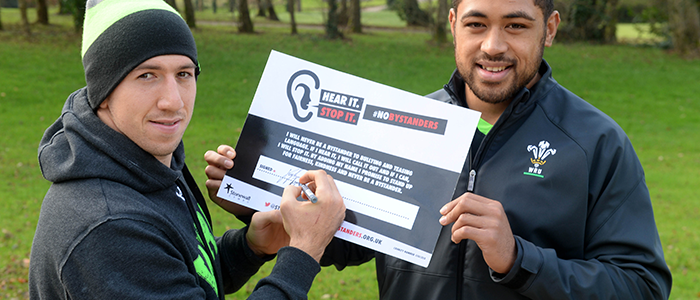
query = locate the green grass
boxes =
[2,5,699,300]
[616,23,666,44]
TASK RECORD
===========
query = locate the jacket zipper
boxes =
[447,84,525,299]
[467,169,476,192]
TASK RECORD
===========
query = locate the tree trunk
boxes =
[164,0,179,11]
[326,0,342,39]
[37,0,49,25]
[338,0,348,26]
[288,0,297,34]
[184,0,197,28]
[347,0,361,33]
[238,0,255,32]
[71,0,87,33]
[0,6,3,31]
[19,0,31,36]
[433,0,449,44]
[563,0,617,42]
[231,0,237,12]
[266,0,279,21]
[213,0,218,13]
[257,0,267,17]
[58,0,71,14]
[668,0,700,57]
[603,0,618,43]
[296,0,301,12]
[402,0,431,27]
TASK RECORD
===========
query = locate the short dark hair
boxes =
[451,0,554,23]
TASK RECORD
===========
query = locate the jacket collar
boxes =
[442,60,556,168]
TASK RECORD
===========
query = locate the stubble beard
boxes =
[456,35,545,105]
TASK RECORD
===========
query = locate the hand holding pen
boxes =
[299,182,318,203]
[280,170,346,262]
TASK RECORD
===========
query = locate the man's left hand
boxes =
[439,192,516,274]
[246,210,291,257]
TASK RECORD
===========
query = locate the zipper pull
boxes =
[467,169,476,192]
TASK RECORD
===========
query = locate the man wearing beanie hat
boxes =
[29,0,346,299]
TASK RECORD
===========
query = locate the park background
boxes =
[1,0,698,298]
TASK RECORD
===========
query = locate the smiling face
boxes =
[96,55,197,167]
[450,0,559,105]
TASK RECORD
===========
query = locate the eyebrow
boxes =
[504,10,536,21]
[134,62,197,71]
[460,9,536,22]
[460,10,486,21]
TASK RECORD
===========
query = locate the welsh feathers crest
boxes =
[527,140,556,167]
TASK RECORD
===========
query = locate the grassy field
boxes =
[2,5,699,300]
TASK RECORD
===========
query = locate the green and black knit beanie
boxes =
[81,0,199,110]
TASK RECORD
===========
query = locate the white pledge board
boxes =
[217,50,480,267]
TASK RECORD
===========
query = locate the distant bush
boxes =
[616,3,648,23]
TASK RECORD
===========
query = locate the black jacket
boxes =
[321,61,672,299]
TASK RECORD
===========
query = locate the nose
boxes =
[157,75,184,111]
[481,28,508,57]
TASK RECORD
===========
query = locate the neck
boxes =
[157,154,173,168]
[465,90,510,125]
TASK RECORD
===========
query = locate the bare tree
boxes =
[70,0,87,33]
[19,0,32,36]
[668,0,700,57]
[257,0,267,17]
[164,0,179,11]
[58,0,71,14]
[326,0,342,39]
[346,0,361,33]
[338,0,348,26]
[37,0,49,25]
[184,0,197,28]
[399,0,431,27]
[288,0,297,34]
[229,0,236,13]
[265,0,279,21]
[560,0,618,43]
[602,0,618,43]
[433,0,449,44]
[238,0,255,32]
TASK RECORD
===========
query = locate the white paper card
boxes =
[218,50,480,267]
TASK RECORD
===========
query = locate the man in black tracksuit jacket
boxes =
[320,60,672,299]
[318,0,673,298]
[205,0,673,298]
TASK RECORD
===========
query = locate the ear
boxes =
[544,10,560,47]
[95,96,119,132]
[449,8,457,38]
[99,98,110,109]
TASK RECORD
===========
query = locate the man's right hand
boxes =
[204,144,255,216]
[280,170,346,262]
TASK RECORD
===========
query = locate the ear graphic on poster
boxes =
[286,70,319,123]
